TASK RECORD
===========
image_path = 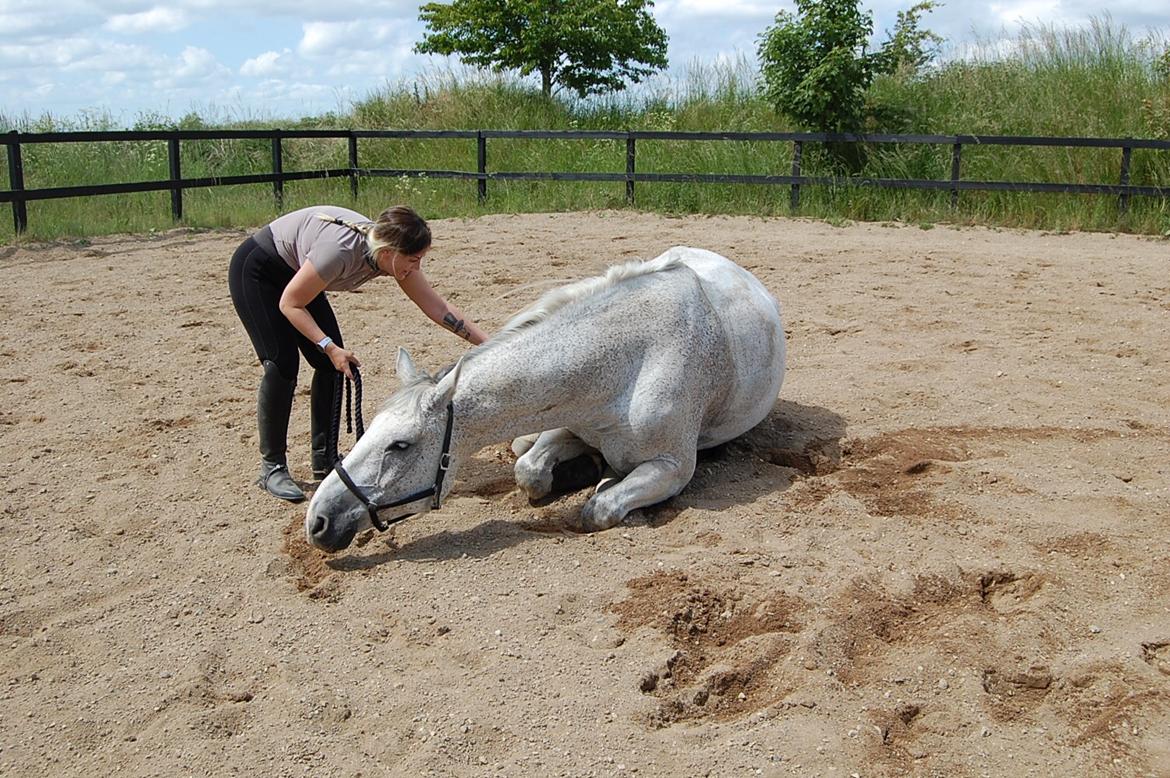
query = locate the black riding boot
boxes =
[310,368,339,479]
[256,361,305,502]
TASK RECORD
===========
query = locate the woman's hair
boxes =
[368,206,431,258]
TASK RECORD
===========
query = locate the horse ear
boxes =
[432,358,463,408]
[396,347,418,383]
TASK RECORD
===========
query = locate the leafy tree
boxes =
[878,1,943,77]
[416,0,669,99]
[757,0,880,133]
[757,0,941,133]
[1155,45,1170,82]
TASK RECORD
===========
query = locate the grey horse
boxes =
[305,246,786,552]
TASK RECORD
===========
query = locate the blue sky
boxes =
[2,1,1168,124]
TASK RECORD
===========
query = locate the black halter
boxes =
[328,367,455,532]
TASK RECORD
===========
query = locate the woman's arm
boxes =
[397,269,489,345]
[278,263,361,377]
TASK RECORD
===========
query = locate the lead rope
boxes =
[329,366,365,467]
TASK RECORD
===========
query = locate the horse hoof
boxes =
[595,468,621,495]
[577,498,623,532]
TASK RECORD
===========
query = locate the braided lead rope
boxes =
[351,369,365,439]
[329,369,344,464]
[329,366,366,467]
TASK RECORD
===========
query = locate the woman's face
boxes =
[377,247,428,279]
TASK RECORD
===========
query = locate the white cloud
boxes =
[186,0,419,17]
[241,50,285,77]
[324,40,418,79]
[0,38,154,72]
[61,41,168,74]
[300,21,361,57]
[104,7,190,34]
[988,1,1072,27]
[657,0,779,19]
[2,0,1169,123]
[172,46,228,81]
[0,12,51,37]
[298,20,404,58]
[298,21,345,58]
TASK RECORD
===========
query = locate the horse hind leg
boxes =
[577,454,695,532]
[514,428,604,502]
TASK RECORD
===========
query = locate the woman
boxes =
[228,204,488,502]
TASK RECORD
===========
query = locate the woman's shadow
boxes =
[326,398,846,571]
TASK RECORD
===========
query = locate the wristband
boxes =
[316,336,333,352]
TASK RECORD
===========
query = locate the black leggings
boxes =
[227,236,342,381]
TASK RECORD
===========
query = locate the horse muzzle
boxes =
[305,504,364,552]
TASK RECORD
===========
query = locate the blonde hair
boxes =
[315,206,431,261]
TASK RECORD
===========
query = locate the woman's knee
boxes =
[263,357,299,386]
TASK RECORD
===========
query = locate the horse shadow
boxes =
[684,398,847,513]
[326,398,847,569]
[326,519,544,569]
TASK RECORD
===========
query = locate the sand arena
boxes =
[1,212,1168,776]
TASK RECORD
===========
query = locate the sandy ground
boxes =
[0,211,1168,777]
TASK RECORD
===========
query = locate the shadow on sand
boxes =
[325,398,847,571]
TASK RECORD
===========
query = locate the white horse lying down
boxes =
[305,246,786,552]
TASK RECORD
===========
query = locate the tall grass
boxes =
[3,17,1169,243]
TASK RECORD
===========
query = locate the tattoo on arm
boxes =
[442,312,471,340]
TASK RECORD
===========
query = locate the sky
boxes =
[1,1,1168,125]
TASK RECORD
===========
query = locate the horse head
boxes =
[305,348,460,552]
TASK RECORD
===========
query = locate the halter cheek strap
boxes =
[331,402,455,532]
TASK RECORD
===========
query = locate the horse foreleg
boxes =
[577,454,694,532]
[514,428,603,501]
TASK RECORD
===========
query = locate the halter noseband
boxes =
[331,400,455,532]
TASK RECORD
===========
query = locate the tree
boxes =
[877,1,943,77]
[757,0,880,134]
[416,0,669,99]
[757,0,940,133]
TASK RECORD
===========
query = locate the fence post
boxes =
[6,132,27,234]
[789,140,802,212]
[1118,146,1132,216]
[167,136,182,222]
[271,130,284,212]
[348,133,359,200]
[476,131,487,204]
[626,134,636,204]
[950,142,962,209]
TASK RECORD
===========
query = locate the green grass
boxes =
[3,18,1170,243]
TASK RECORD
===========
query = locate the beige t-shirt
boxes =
[267,205,380,292]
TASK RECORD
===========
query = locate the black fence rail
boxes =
[4,128,1170,233]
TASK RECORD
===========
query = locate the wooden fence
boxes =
[4,128,1170,233]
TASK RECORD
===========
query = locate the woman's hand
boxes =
[326,344,361,379]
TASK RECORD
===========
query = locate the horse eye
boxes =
[387,441,410,452]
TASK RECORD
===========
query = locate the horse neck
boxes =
[449,323,613,452]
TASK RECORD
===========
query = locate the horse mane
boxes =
[375,372,435,415]
[477,248,688,353]
[380,249,688,409]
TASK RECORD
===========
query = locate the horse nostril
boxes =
[310,513,328,538]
